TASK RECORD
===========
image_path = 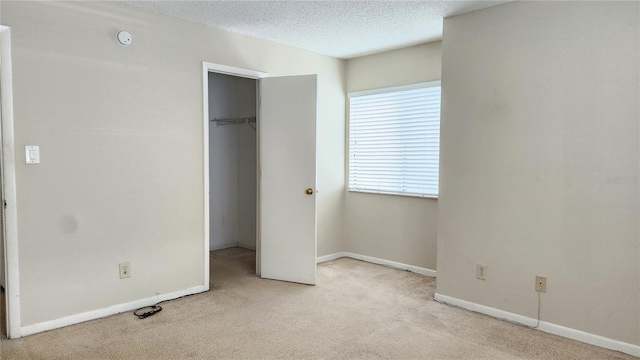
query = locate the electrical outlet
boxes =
[119,262,131,279]
[476,263,487,280]
[535,276,546,292]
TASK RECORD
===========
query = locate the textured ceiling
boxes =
[124,1,509,59]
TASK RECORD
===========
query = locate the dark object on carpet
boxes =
[133,305,162,319]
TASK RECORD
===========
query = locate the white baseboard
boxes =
[20,285,207,337]
[210,241,237,251]
[434,293,640,357]
[317,252,436,278]
[316,252,348,264]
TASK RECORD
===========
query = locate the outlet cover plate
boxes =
[119,262,131,279]
[476,263,487,280]
[535,276,547,292]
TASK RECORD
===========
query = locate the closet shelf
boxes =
[211,116,256,130]
[211,117,256,126]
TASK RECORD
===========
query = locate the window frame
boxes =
[347,80,441,199]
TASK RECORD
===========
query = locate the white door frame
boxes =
[202,62,267,283]
[1,25,21,339]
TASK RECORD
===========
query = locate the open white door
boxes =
[259,74,317,285]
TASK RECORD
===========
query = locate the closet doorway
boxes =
[208,71,259,278]
[203,62,319,288]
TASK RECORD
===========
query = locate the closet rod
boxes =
[210,116,256,125]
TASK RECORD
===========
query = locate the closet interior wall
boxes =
[208,72,257,251]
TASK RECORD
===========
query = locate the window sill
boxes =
[348,189,438,200]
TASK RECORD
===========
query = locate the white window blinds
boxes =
[348,82,441,198]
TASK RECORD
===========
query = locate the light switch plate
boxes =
[26,145,40,164]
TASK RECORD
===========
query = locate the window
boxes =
[348,81,441,198]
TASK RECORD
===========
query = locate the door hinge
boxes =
[4,200,6,209]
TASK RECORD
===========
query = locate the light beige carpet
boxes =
[0,248,635,359]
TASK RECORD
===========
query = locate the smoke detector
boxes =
[117,31,132,46]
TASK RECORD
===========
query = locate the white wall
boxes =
[237,116,257,250]
[345,42,441,270]
[208,72,257,251]
[2,1,345,328]
[438,1,639,346]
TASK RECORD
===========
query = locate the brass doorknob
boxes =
[306,188,314,195]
